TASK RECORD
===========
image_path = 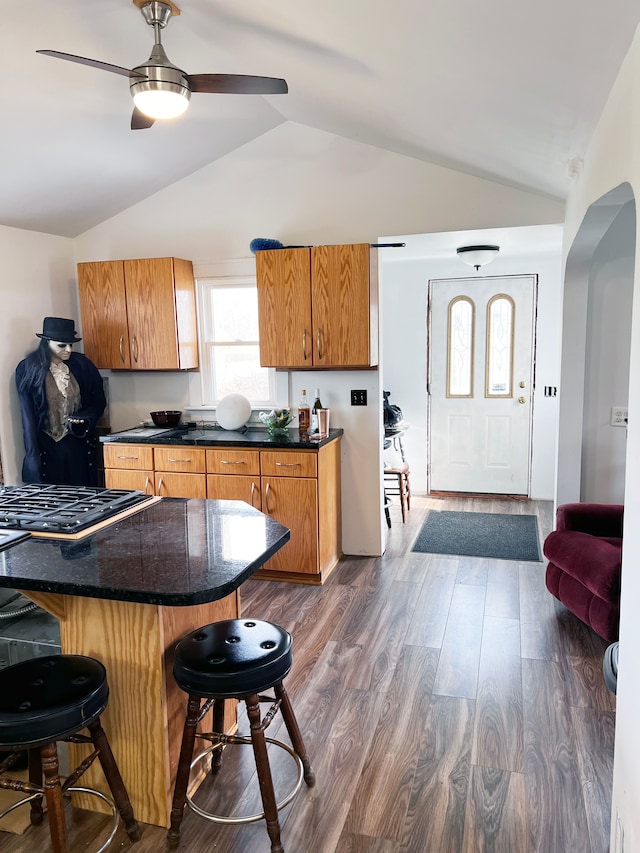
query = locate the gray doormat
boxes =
[411,511,542,561]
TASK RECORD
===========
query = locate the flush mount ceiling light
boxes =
[456,244,500,271]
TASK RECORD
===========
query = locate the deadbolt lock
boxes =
[518,396,526,404]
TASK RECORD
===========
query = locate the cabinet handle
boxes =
[117,455,140,460]
[168,458,191,464]
[221,460,245,465]
[119,336,125,363]
[264,482,271,514]
[144,476,151,495]
[251,481,257,507]
[131,336,139,363]
[303,329,308,361]
[275,462,300,467]
[156,476,164,495]
[316,328,322,360]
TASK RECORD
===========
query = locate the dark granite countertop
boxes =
[101,426,343,449]
[0,498,289,606]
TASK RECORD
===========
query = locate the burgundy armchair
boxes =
[543,503,623,642]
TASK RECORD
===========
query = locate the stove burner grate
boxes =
[0,484,154,534]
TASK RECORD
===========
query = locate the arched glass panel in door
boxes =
[486,294,514,397]
[447,296,474,397]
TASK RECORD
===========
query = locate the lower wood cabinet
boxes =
[104,437,342,583]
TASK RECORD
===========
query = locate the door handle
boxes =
[316,328,322,360]
[144,476,151,495]
[119,336,125,363]
[131,336,139,363]
[156,476,163,494]
[303,329,308,361]
[264,482,271,513]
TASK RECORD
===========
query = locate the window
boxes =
[486,294,514,397]
[197,276,276,405]
[447,296,474,397]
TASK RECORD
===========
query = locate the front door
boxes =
[428,275,537,495]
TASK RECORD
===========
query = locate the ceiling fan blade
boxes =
[131,108,155,130]
[188,74,288,95]
[36,50,147,79]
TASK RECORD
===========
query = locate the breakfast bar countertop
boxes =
[0,497,290,606]
[101,425,343,449]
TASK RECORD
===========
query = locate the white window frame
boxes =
[194,271,286,410]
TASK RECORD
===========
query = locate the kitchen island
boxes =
[0,497,290,828]
[102,425,343,584]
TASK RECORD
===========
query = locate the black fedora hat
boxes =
[36,317,82,344]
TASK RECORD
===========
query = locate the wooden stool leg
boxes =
[168,694,201,847]
[211,698,225,775]
[398,473,406,523]
[40,742,67,853]
[28,747,44,826]
[246,694,284,853]
[274,682,315,787]
[88,719,141,842]
[405,471,411,510]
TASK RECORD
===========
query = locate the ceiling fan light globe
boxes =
[132,86,190,119]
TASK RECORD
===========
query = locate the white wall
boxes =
[1,224,76,484]
[380,226,563,500]
[562,23,640,853]
[69,122,562,555]
[581,203,635,504]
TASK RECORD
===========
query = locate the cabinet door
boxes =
[77,261,131,369]
[124,258,184,370]
[262,477,318,574]
[312,243,376,367]
[155,472,207,498]
[256,248,312,367]
[207,474,261,510]
[105,468,154,493]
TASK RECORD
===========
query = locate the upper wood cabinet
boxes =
[77,257,198,370]
[256,243,378,368]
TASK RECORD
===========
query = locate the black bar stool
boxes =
[0,655,141,853]
[168,619,315,853]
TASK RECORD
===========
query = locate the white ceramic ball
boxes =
[216,393,252,430]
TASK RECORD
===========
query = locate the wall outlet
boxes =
[610,407,628,427]
[351,390,367,406]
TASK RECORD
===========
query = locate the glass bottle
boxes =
[298,389,311,433]
[310,388,323,433]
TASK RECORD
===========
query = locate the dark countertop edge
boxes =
[100,427,343,449]
[13,528,290,606]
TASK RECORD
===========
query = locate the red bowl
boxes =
[150,410,182,427]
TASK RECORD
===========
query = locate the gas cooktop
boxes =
[0,484,155,535]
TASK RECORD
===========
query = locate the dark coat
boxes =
[15,351,106,483]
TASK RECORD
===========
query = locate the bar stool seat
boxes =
[0,655,141,853]
[169,619,315,853]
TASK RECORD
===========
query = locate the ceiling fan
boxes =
[36,0,288,130]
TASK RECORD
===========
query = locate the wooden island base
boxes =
[21,588,240,829]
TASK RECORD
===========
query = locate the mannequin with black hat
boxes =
[15,317,106,485]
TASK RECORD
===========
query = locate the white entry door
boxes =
[428,275,537,495]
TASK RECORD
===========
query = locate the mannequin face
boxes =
[48,339,73,362]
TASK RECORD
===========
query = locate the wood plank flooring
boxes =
[0,495,615,852]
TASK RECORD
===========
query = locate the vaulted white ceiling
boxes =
[4,0,639,238]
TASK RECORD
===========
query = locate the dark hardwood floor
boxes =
[0,495,615,852]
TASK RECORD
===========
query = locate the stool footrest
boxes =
[187,739,304,825]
